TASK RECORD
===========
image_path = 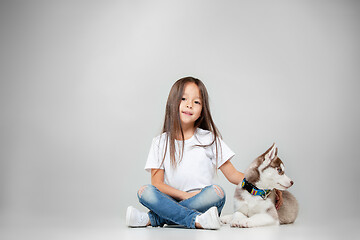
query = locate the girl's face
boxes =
[179,82,202,129]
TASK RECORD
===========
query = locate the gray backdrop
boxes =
[0,0,359,226]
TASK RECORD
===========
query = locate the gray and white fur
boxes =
[221,143,299,228]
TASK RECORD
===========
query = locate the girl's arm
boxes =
[151,169,199,201]
[219,160,244,185]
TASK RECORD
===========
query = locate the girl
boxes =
[126,77,280,229]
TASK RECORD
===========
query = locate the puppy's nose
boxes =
[290,181,294,186]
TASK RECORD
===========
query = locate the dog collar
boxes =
[241,178,272,200]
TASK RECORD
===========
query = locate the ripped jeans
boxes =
[137,184,226,229]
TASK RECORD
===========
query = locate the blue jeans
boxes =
[137,184,226,229]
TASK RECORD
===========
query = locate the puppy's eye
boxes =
[277,168,282,173]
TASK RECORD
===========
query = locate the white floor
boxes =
[0,215,359,240]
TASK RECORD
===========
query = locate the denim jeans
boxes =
[137,184,226,229]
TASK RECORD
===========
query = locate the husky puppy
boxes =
[221,144,299,228]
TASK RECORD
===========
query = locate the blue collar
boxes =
[241,178,272,200]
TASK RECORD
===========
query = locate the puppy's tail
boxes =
[277,190,299,224]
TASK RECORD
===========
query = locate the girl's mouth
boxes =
[182,111,193,116]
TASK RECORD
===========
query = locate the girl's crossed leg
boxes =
[137,184,226,229]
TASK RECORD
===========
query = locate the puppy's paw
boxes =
[230,221,241,228]
[240,220,251,228]
[220,214,233,225]
[230,219,247,228]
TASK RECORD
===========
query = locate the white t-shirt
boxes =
[144,128,235,192]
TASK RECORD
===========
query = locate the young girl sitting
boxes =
[126,77,281,229]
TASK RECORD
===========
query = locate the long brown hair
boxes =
[159,76,222,169]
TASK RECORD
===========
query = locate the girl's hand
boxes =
[275,189,283,210]
[182,190,201,200]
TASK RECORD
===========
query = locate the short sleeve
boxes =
[211,138,235,168]
[144,138,165,172]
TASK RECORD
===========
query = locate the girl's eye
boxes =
[195,101,201,105]
[182,98,186,101]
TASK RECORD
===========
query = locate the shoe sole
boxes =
[126,206,133,227]
[208,207,221,230]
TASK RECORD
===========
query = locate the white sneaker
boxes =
[126,206,150,227]
[195,207,221,230]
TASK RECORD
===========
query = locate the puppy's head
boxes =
[245,143,294,190]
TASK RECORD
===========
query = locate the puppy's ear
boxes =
[264,143,277,162]
[275,146,278,156]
